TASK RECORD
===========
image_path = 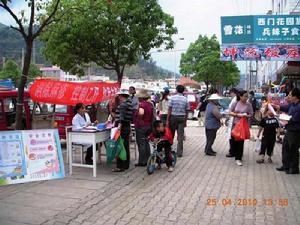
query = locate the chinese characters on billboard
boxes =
[29,79,120,105]
[221,15,300,44]
[221,44,300,61]
[221,15,300,62]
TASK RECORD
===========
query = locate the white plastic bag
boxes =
[226,117,234,139]
[110,127,119,139]
[255,139,261,153]
[193,109,200,118]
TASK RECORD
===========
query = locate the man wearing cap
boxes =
[204,94,223,156]
[167,85,189,157]
[112,89,133,172]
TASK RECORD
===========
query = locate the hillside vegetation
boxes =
[0,23,173,80]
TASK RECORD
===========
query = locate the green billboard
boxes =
[221,15,300,44]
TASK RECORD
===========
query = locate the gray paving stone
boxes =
[0,126,299,225]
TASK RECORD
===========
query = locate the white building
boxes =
[39,66,79,81]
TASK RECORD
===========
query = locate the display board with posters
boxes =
[0,129,65,185]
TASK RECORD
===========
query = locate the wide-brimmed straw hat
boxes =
[117,89,129,96]
[208,94,222,100]
[136,89,150,99]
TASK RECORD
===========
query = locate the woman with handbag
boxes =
[229,90,253,166]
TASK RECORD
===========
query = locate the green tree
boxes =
[0,0,61,129]
[28,63,41,82]
[0,60,21,85]
[180,34,239,91]
[41,0,177,83]
[0,60,41,85]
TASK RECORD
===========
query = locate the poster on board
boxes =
[0,129,65,186]
[0,131,26,178]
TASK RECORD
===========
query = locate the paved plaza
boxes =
[0,124,299,225]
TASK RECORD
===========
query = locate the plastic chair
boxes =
[65,126,88,164]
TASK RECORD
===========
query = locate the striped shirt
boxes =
[115,98,133,124]
[169,94,189,116]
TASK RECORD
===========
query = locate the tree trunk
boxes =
[116,66,123,84]
[15,39,33,130]
[205,81,209,94]
[117,72,123,84]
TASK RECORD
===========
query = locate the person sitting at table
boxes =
[72,103,98,165]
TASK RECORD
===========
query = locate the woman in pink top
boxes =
[229,90,253,166]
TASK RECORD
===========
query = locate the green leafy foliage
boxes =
[0,60,21,85]
[0,60,41,85]
[180,34,240,88]
[28,63,41,81]
[41,0,177,82]
[0,0,61,129]
[0,22,173,80]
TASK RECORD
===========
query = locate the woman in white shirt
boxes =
[72,103,98,164]
[158,91,169,125]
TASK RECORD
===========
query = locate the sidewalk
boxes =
[0,124,299,225]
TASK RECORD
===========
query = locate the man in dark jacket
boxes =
[276,88,300,174]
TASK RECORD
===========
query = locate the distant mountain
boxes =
[0,23,173,80]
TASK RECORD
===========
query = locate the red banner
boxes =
[29,79,120,105]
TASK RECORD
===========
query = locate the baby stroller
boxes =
[146,139,177,175]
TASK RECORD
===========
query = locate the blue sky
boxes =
[0,0,272,74]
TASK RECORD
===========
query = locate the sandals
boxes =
[267,158,273,163]
[112,168,124,172]
[256,159,264,164]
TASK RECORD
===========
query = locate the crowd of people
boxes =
[201,87,300,174]
[71,84,300,175]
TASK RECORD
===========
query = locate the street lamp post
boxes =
[174,37,184,88]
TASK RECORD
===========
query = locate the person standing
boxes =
[197,92,207,126]
[248,91,258,126]
[112,89,133,172]
[135,89,154,166]
[226,88,238,158]
[256,108,279,164]
[129,86,139,111]
[229,90,253,166]
[158,90,170,125]
[204,94,223,156]
[167,85,189,158]
[275,88,300,174]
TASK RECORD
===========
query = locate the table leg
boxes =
[93,142,97,177]
[68,134,73,175]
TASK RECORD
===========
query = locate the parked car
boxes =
[0,89,31,130]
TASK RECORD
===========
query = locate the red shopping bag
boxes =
[164,127,174,144]
[113,129,121,141]
[231,117,250,141]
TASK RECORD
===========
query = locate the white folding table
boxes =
[67,129,110,177]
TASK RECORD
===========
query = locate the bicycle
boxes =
[146,140,177,175]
